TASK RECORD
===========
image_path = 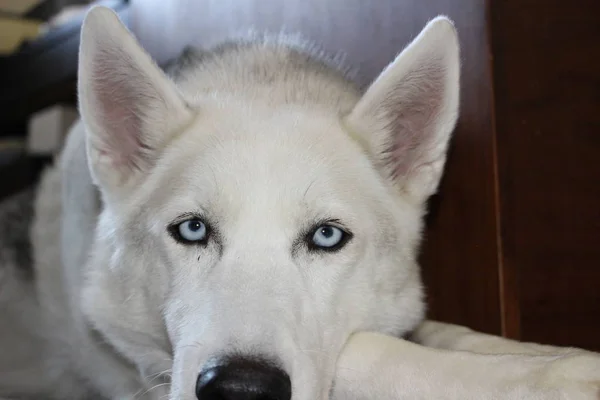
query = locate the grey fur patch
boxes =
[0,187,35,281]
[204,30,358,82]
[163,31,359,86]
[163,46,208,79]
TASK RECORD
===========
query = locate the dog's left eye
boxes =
[171,218,209,244]
[309,224,350,251]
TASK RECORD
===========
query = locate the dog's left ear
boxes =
[78,6,192,196]
[345,16,460,203]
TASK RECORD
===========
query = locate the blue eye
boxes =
[176,219,208,243]
[310,225,349,250]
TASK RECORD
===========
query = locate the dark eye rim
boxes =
[168,214,212,246]
[305,220,353,253]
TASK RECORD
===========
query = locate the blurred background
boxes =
[0,0,598,351]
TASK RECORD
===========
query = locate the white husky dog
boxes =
[0,5,599,400]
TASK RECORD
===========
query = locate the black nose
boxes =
[196,357,291,400]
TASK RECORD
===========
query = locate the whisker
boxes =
[136,382,170,399]
[144,368,173,384]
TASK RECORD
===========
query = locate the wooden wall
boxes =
[491,0,600,350]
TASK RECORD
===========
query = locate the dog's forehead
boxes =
[149,102,383,221]
[178,104,368,188]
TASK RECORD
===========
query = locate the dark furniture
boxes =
[0,0,129,198]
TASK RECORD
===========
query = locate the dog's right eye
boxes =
[306,222,352,252]
[170,218,209,244]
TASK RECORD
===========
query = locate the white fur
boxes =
[0,6,599,400]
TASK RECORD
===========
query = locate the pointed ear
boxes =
[78,6,192,196]
[345,16,460,203]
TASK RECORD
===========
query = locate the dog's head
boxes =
[77,7,460,400]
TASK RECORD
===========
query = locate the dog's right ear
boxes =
[344,17,460,205]
[78,6,192,197]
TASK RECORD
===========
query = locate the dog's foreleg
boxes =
[412,320,597,357]
[333,331,600,400]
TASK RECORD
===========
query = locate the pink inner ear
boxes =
[91,52,151,172]
[381,64,446,180]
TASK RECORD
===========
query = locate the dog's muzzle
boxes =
[196,356,292,400]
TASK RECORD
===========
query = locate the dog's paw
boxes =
[536,351,600,399]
